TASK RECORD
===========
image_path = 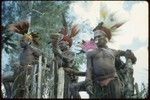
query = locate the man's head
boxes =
[58,41,70,51]
[20,34,32,48]
[94,30,108,47]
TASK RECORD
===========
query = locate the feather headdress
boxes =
[93,4,126,41]
[9,21,40,46]
[59,13,80,47]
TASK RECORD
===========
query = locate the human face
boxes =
[58,41,69,51]
[94,31,108,47]
[20,36,32,48]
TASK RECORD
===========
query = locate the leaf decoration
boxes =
[9,21,29,35]
[70,24,80,38]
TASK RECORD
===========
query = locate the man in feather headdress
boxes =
[9,21,42,98]
[51,13,79,69]
[50,13,81,98]
[85,21,137,98]
[9,21,42,74]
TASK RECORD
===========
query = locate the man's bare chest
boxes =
[94,48,115,60]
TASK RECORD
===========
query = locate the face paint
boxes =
[59,41,69,51]
[94,30,108,47]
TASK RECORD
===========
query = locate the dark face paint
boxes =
[94,35,107,47]
[20,38,31,48]
[59,41,69,51]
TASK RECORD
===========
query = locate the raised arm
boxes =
[85,52,93,82]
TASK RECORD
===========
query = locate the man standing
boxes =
[9,21,42,98]
[85,22,136,98]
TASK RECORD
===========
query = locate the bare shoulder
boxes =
[86,49,98,58]
[109,48,120,55]
[64,50,75,57]
[109,48,117,52]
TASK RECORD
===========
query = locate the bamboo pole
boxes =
[57,67,65,98]
[50,59,55,98]
[37,56,42,98]
[31,64,37,98]
[54,58,58,98]
[41,57,48,98]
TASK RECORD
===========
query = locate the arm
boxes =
[112,49,126,57]
[124,49,137,64]
[54,49,75,65]
[112,49,137,64]
[31,46,43,57]
[85,53,94,95]
[64,67,86,76]
[52,47,63,58]
[85,52,93,82]
[62,52,75,63]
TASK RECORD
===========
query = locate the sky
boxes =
[2,1,148,98]
[68,1,148,98]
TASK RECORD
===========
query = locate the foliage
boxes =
[136,83,148,98]
[74,53,86,70]
[2,1,148,99]
[2,1,19,54]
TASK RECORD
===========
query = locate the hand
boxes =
[53,48,62,55]
[125,49,137,64]
[85,79,94,95]
[86,85,94,95]
[125,49,131,58]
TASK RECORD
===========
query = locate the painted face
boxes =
[94,30,108,47]
[58,41,69,51]
[20,39,29,48]
[20,35,32,48]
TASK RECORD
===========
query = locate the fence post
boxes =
[37,56,42,98]
[30,64,37,98]
[57,67,65,98]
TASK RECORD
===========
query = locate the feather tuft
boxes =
[9,21,29,35]
[70,24,80,38]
